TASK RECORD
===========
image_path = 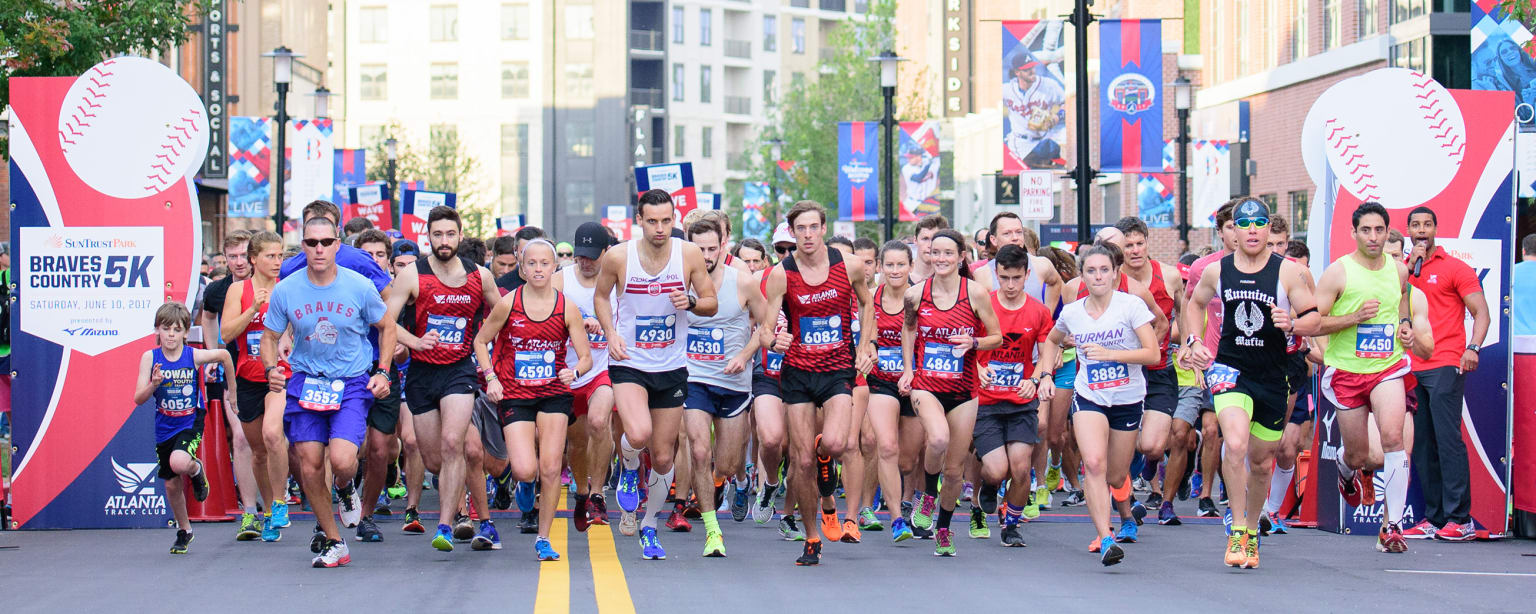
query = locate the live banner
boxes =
[1098,19,1163,173]
[9,56,207,528]
[401,189,458,248]
[837,121,879,222]
[634,162,697,226]
[345,183,392,231]
[226,116,271,218]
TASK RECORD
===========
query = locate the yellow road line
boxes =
[588,525,637,614]
[533,519,570,614]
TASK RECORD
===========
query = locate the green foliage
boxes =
[364,123,494,238]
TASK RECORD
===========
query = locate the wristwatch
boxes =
[687,295,698,311]
[1466,343,1481,352]
[371,366,392,381]
[1028,376,1040,386]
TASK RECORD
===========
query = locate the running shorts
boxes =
[867,376,915,418]
[914,389,973,414]
[685,382,751,419]
[367,366,402,435]
[284,373,371,446]
[1210,363,1290,443]
[572,370,613,418]
[499,394,575,425]
[235,376,270,423]
[1053,359,1077,389]
[1072,395,1143,432]
[610,365,688,409]
[472,392,508,460]
[1143,365,1178,416]
[974,400,1040,457]
[1174,385,1208,426]
[1320,358,1411,411]
[779,364,853,407]
[156,427,203,480]
[404,356,480,415]
[751,367,781,400]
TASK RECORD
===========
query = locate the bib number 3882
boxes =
[1085,361,1130,390]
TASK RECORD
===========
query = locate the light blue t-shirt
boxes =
[265,267,387,378]
[1514,260,1536,336]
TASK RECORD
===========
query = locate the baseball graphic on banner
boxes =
[57,56,210,199]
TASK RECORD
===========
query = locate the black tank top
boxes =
[1216,253,1287,372]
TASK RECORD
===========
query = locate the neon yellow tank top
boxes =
[1324,255,1403,373]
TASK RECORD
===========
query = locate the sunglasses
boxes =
[775,245,793,255]
[558,251,573,258]
[302,237,339,248]
[1235,217,1269,229]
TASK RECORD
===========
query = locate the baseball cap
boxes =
[1235,198,1269,220]
[572,222,610,260]
[772,222,793,245]
[391,239,420,259]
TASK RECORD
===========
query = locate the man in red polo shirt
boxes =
[1402,206,1491,541]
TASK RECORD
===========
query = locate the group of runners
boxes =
[138,191,1476,568]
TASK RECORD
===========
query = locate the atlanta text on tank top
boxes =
[687,265,752,391]
[615,238,688,372]
[870,284,907,383]
[235,278,272,382]
[411,256,485,364]
[561,266,611,389]
[1215,252,1290,374]
[494,287,570,399]
[912,277,981,396]
[152,346,204,442]
[758,272,789,378]
[783,248,854,372]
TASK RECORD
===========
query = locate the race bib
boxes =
[426,314,468,348]
[1355,324,1395,359]
[798,315,843,349]
[920,341,964,379]
[986,361,1024,391]
[687,327,727,361]
[298,376,344,412]
[764,351,784,376]
[245,331,263,357]
[1205,362,1240,395]
[515,350,558,385]
[876,346,904,374]
[157,382,199,417]
[1085,361,1130,390]
[634,315,677,349]
[580,308,607,349]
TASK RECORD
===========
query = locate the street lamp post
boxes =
[1067,0,1097,247]
[310,85,333,119]
[1174,76,1192,247]
[385,138,399,229]
[869,50,906,243]
[262,46,302,236]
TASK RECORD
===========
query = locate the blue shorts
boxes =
[284,373,371,446]
[1054,359,1077,389]
[1071,395,1144,432]
[685,382,751,419]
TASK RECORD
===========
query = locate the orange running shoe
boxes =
[821,510,843,542]
[1242,532,1260,569]
[1359,470,1376,507]
[1088,536,1102,553]
[839,519,861,544]
[1224,532,1247,567]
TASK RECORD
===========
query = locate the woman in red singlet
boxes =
[864,240,920,542]
[221,231,288,536]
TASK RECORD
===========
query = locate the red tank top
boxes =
[978,292,1054,405]
[783,249,853,372]
[1145,261,1176,369]
[494,287,570,399]
[870,284,906,383]
[1076,273,1131,300]
[411,257,484,364]
[912,277,981,396]
[235,279,272,382]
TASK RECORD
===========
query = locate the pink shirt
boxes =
[1186,250,1230,358]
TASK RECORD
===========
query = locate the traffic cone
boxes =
[187,398,236,522]
[1290,448,1319,528]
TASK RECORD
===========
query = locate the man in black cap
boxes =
[495,226,550,294]
[553,222,620,530]
[391,240,421,277]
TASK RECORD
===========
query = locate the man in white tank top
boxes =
[554,222,617,532]
[594,189,719,560]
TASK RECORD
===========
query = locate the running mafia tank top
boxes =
[913,277,981,396]
[759,272,789,379]
[1212,253,1291,391]
[1324,255,1404,374]
[687,265,752,392]
[614,238,688,372]
[235,279,272,382]
[869,284,907,383]
[561,265,610,389]
[783,248,854,372]
[152,346,203,442]
[494,287,570,399]
[411,256,484,365]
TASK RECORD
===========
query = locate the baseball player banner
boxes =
[898,121,941,220]
[1190,140,1231,227]
[634,162,698,226]
[8,56,207,528]
[837,121,880,222]
[401,189,458,248]
[1302,68,1513,535]
[345,183,392,231]
[1136,139,1177,228]
[743,181,771,243]
[332,148,367,208]
[283,118,334,221]
[226,116,271,218]
[1098,19,1163,173]
[1001,20,1068,172]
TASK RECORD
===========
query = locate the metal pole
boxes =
[1068,0,1096,246]
[1177,107,1190,245]
[882,85,896,243]
[272,83,288,237]
[387,159,398,230]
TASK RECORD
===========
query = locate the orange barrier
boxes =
[186,398,236,522]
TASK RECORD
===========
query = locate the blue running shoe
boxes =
[1190,472,1203,498]
[535,537,561,561]
[1116,520,1139,543]
[261,515,281,542]
[1157,500,1182,526]
[271,501,291,529]
[1268,512,1289,535]
[1223,508,1233,536]
[891,517,914,543]
[617,468,642,513]
[515,481,536,514]
[472,520,502,551]
[731,485,750,522]
[1131,499,1147,525]
[432,524,454,552]
[639,526,666,560]
[1100,536,1124,566]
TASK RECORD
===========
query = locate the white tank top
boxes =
[562,265,611,388]
[686,266,751,392]
[1023,256,1049,304]
[614,238,688,372]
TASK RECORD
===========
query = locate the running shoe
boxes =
[616,467,641,512]
[934,528,956,557]
[1269,512,1290,534]
[1100,536,1124,566]
[190,468,209,502]
[1243,532,1261,568]
[778,515,806,541]
[1145,492,1164,510]
[911,523,934,540]
[1435,521,1477,542]
[432,524,454,552]
[1224,533,1246,567]
[572,494,591,533]
[492,478,512,511]
[891,516,913,542]
[590,495,610,526]
[1258,511,1273,536]
[515,481,537,513]
[375,494,392,516]
[1088,536,1101,552]
[312,539,350,568]
[795,539,822,566]
[1045,464,1062,492]
[454,514,476,542]
[814,435,837,498]
[619,511,638,537]
[535,537,561,561]
[519,513,539,535]
[1338,472,1363,508]
[1130,499,1147,525]
[472,520,501,551]
[1197,497,1220,518]
[731,485,751,523]
[912,493,937,530]
[1116,520,1139,543]
[1191,471,1203,497]
[1178,472,1191,501]
[683,494,704,520]
[1377,522,1408,553]
[667,503,693,533]
[287,478,303,503]
[968,507,990,539]
[1157,501,1182,526]
[703,530,727,557]
[858,507,883,531]
[356,516,383,543]
[337,485,362,529]
[402,508,425,534]
[840,519,862,544]
[261,515,282,542]
[960,482,974,503]
[1402,519,1438,539]
[310,525,327,553]
[1223,508,1233,535]
[170,529,193,555]
[387,482,407,500]
[1359,470,1377,506]
[1061,490,1086,507]
[978,484,997,515]
[1022,499,1040,520]
[820,510,842,542]
[271,500,291,529]
[1218,482,1228,506]
[1132,477,1152,494]
[1000,523,1025,547]
[1036,486,1052,511]
[236,512,261,541]
[752,485,777,525]
[639,526,667,560]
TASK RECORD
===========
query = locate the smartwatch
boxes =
[1466,343,1481,352]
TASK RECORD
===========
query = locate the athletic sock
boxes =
[641,467,673,530]
[245,505,258,515]
[1382,450,1409,524]
[496,465,514,484]
[924,472,941,495]
[620,435,642,471]
[1335,446,1356,479]
[702,509,721,534]
[1264,464,1295,514]
[937,506,955,530]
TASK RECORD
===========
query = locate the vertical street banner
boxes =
[898,121,941,220]
[634,162,698,225]
[332,148,367,208]
[345,183,392,231]
[284,118,334,221]
[837,121,879,222]
[1137,139,1177,228]
[1017,170,1054,220]
[1001,20,1068,172]
[400,179,426,204]
[401,189,458,248]
[226,116,271,218]
[1471,1,1536,196]
[1099,19,1163,173]
[1191,140,1231,227]
[742,181,771,244]
[9,56,208,528]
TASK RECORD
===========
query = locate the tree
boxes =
[364,123,494,238]
[0,0,213,158]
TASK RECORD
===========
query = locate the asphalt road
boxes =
[4,491,1535,613]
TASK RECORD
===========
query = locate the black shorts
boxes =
[1284,351,1308,398]
[610,365,688,409]
[1144,365,1178,416]
[867,376,915,418]
[685,383,751,419]
[499,395,575,425]
[778,364,853,407]
[156,427,203,480]
[1289,373,1315,426]
[235,377,270,423]
[1072,396,1144,432]
[405,356,480,415]
[1210,365,1290,441]
[915,390,973,414]
[974,400,1040,458]
[369,367,402,435]
[751,368,781,400]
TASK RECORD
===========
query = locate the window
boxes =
[1390,36,1427,72]
[565,180,595,216]
[1236,0,1249,76]
[501,62,529,99]
[430,5,457,42]
[700,9,712,46]
[1259,194,1279,217]
[1359,0,1380,38]
[792,18,805,54]
[501,123,529,212]
[567,119,594,157]
[359,124,386,149]
[673,63,685,101]
[430,124,457,144]
[791,0,810,7]
[675,125,686,158]
[791,72,805,88]
[1323,0,1342,50]
[430,63,458,99]
[501,3,529,40]
[763,69,777,106]
[763,15,777,52]
[1211,0,1222,79]
[1391,0,1428,24]
[700,65,712,103]
[1288,191,1310,239]
[501,123,528,156]
[566,63,594,99]
[673,6,685,44]
[702,127,713,159]
[1265,0,1279,69]
[1290,0,1308,62]
[360,7,387,43]
[360,64,387,100]
[566,5,594,40]
[1101,182,1122,222]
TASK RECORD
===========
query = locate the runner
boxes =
[1258,216,1313,535]
[847,236,885,535]
[380,206,503,552]
[594,188,718,560]
[221,231,289,543]
[554,222,616,532]
[261,216,396,568]
[348,229,407,538]
[865,240,919,542]
[899,229,1002,557]
[909,215,950,282]
[1184,201,1240,518]
[1040,247,1085,509]
[824,237,866,543]
[1181,197,1320,568]
[1112,217,1183,520]
[476,238,593,561]
[389,239,429,531]
[759,201,876,565]
[750,226,799,538]
[733,239,770,274]
[198,230,264,540]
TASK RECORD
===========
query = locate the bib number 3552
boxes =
[299,377,345,412]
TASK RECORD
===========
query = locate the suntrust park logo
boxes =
[106,458,168,516]
[46,234,139,249]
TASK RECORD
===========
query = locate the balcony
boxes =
[631,87,664,108]
[820,0,847,11]
[725,96,751,115]
[725,39,752,59]
[630,29,664,52]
